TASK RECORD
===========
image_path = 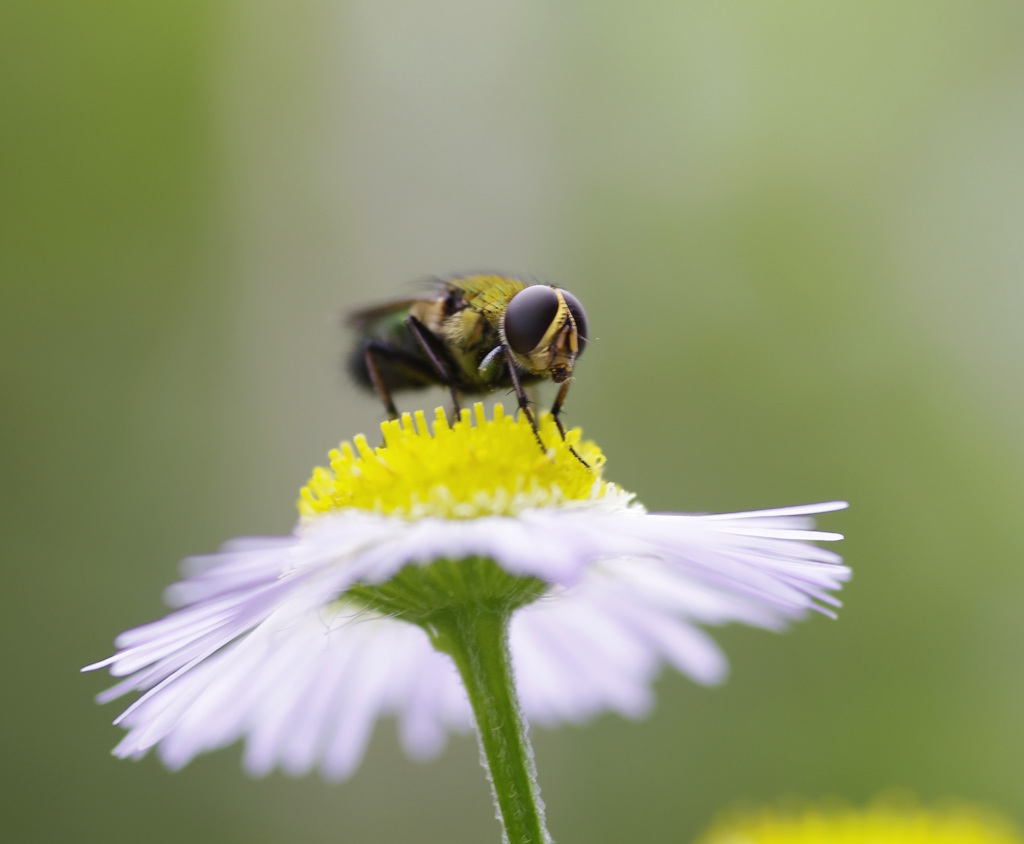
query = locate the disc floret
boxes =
[299,403,610,520]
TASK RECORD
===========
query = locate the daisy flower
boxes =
[85,404,849,843]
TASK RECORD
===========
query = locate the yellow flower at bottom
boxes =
[298,404,608,519]
[697,800,1024,844]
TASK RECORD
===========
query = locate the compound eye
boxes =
[560,289,589,355]
[504,286,560,354]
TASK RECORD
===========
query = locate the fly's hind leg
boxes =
[405,315,461,420]
[363,343,399,419]
[362,340,438,420]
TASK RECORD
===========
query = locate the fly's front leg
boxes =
[500,345,551,455]
[550,381,571,439]
[550,379,589,468]
[405,315,461,419]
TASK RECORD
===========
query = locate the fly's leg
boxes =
[550,381,571,439]
[499,346,588,466]
[550,379,589,468]
[405,315,461,420]
[500,345,543,449]
[361,340,440,419]
[363,343,400,419]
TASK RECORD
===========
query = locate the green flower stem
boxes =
[347,557,550,842]
[427,604,551,844]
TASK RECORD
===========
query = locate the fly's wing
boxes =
[345,276,455,329]
[345,298,423,330]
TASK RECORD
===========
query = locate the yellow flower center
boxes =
[697,801,1024,844]
[298,403,610,520]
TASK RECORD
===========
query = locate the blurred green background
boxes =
[4,2,1024,842]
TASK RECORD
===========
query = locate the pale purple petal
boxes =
[86,499,848,778]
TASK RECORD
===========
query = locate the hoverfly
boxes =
[347,273,589,458]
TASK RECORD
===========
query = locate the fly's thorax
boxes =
[408,298,449,335]
[409,286,499,355]
[441,307,491,353]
